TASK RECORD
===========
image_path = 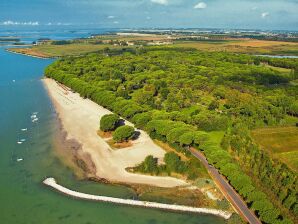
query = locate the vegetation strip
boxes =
[43,178,232,219]
[189,148,261,224]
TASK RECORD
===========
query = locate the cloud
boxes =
[0,20,39,26]
[151,0,168,5]
[261,12,269,18]
[107,15,115,19]
[194,2,207,9]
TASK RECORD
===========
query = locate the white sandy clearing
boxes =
[43,78,187,187]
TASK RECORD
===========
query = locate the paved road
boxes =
[189,148,261,224]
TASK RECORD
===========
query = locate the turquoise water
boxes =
[0,46,225,224]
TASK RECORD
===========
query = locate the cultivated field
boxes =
[175,40,298,56]
[251,126,298,171]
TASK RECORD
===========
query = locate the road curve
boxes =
[189,148,261,224]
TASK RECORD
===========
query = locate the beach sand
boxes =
[43,78,187,188]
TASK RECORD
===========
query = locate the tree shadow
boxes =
[117,119,126,127]
[132,130,141,140]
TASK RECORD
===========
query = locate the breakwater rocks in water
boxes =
[43,178,232,219]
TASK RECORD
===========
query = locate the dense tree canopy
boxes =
[45,48,297,130]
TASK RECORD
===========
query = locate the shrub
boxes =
[136,155,158,174]
[164,152,181,173]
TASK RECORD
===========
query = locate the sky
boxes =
[0,0,297,30]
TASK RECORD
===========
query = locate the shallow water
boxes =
[255,54,298,58]
[0,36,225,224]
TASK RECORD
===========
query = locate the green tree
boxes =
[246,191,267,203]
[113,125,135,142]
[132,112,152,129]
[141,155,158,174]
[100,114,120,132]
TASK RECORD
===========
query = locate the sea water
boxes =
[0,30,225,224]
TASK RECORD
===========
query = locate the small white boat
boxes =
[32,118,39,122]
[17,158,23,162]
[17,141,23,144]
[32,112,38,115]
[20,139,26,142]
[12,80,15,82]
[31,114,37,119]
[21,128,27,131]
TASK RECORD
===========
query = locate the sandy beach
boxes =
[43,78,187,187]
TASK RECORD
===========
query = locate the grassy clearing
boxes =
[208,131,225,147]
[154,140,189,160]
[131,184,217,208]
[9,44,123,57]
[153,140,210,178]
[261,64,292,74]
[251,126,298,171]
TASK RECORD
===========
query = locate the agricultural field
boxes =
[251,126,298,172]
[174,39,298,56]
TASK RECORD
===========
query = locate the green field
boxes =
[9,44,124,57]
[251,126,298,171]
[33,44,111,56]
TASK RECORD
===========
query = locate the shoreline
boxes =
[42,77,188,188]
[52,117,99,180]
[43,177,232,219]
[5,48,55,59]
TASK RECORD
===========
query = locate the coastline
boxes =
[6,48,54,59]
[43,177,232,219]
[42,77,188,188]
[52,118,99,180]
